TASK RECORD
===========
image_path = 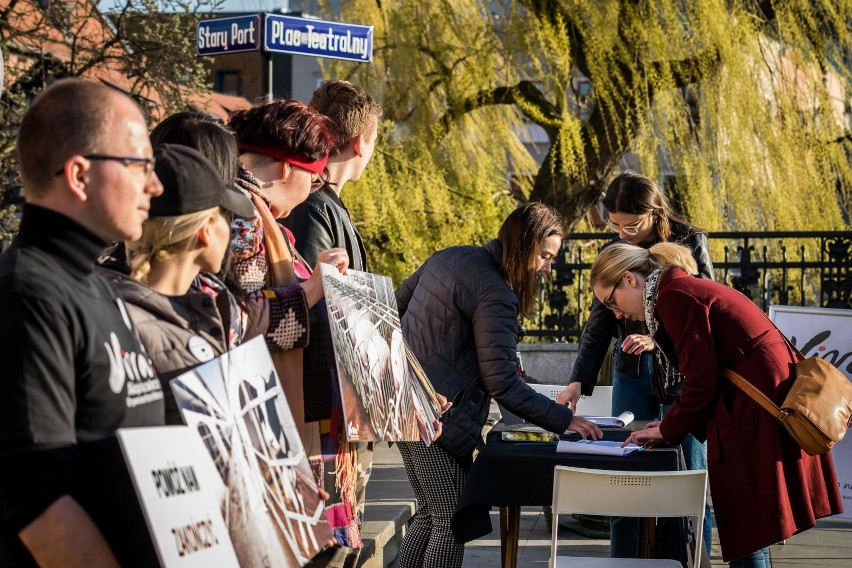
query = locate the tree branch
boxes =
[439,79,560,133]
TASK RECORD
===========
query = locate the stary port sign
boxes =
[197,14,261,56]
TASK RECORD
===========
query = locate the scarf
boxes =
[642,269,685,396]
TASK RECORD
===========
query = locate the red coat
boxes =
[655,269,842,561]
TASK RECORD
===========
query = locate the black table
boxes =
[453,425,683,568]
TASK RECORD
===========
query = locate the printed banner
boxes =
[769,305,852,520]
[170,336,332,566]
[117,426,239,567]
[320,265,441,442]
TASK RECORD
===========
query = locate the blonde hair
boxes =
[127,208,220,282]
[590,242,698,288]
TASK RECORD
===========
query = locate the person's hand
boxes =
[620,334,655,355]
[432,419,443,440]
[566,416,603,440]
[316,486,338,548]
[435,392,452,414]
[623,421,664,448]
[302,248,350,307]
[557,382,583,411]
[315,247,349,275]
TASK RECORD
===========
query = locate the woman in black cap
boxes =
[100,143,257,423]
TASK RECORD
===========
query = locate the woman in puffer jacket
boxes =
[394,203,603,568]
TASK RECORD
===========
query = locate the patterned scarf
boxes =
[642,269,685,396]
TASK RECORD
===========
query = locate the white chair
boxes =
[550,466,708,568]
[574,385,614,416]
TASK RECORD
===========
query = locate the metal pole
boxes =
[262,50,273,100]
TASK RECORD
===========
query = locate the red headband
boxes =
[238,144,329,174]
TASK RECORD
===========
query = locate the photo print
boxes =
[320,265,442,443]
[170,336,331,567]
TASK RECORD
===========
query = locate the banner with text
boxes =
[117,427,239,567]
[769,305,852,520]
[264,14,373,62]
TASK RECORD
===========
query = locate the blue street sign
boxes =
[264,14,373,63]
[197,15,261,56]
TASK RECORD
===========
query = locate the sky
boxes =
[98,1,298,14]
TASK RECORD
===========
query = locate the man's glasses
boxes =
[603,280,621,312]
[605,214,650,236]
[54,154,156,176]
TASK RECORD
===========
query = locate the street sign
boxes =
[197,14,261,56]
[264,14,373,63]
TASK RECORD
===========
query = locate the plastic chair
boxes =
[550,466,708,568]
[574,385,614,416]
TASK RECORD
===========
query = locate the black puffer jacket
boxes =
[397,240,573,463]
[568,226,714,394]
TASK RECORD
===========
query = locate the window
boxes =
[214,70,241,96]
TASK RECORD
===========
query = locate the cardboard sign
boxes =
[170,336,331,566]
[319,265,441,442]
[769,305,852,520]
[117,427,239,567]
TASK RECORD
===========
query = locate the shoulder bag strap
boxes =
[721,368,784,420]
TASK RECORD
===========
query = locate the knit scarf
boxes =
[642,269,685,396]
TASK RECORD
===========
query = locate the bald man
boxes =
[0,79,165,567]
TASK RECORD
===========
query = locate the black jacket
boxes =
[282,186,368,271]
[0,205,164,567]
[568,227,714,394]
[397,240,573,463]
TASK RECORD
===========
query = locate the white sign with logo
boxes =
[117,427,240,567]
[769,305,852,520]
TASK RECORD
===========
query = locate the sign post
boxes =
[197,13,373,99]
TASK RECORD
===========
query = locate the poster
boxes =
[769,305,852,520]
[117,427,240,567]
[320,265,442,442]
[170,336,331,566]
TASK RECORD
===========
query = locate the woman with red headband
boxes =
[227,99,360,561]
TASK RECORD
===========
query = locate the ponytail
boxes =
[126,208,219,283]
[590,242,697,288]
[647,242,698,275]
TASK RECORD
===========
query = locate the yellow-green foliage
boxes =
[316,0,852,283]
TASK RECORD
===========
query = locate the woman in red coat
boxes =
[590,241,842,567]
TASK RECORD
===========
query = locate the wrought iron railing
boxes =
[527,231,852,341]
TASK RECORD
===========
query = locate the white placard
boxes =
[117,426,239,567]
[769,305,852,520]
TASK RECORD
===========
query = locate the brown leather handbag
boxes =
[722,335,852,456]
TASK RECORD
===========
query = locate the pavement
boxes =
[362,442,852,567]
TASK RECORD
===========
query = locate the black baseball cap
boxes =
[150,144,254,219]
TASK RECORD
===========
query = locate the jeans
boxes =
[729,547,770,567]
[610,349,713,558]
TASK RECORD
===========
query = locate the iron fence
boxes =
[528,231,852,341]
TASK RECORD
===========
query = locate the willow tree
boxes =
[317,0,852,279]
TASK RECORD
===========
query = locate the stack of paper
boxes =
[556,439,644,457]
[580,411,635,428]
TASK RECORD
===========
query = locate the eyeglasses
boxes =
[605,213,651,236]
[54,154,156,176]
[603,280,622,312]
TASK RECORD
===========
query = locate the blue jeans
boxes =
[610,350,713,558]
[729,547,770,567]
